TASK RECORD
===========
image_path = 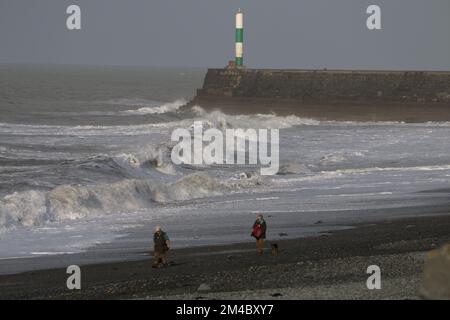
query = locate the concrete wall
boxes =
[198,69,450,103]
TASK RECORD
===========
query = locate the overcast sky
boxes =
[0,0,449,70]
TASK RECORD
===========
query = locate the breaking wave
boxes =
[105,140,177,177]
[122,99,186,115]
[191,106,320,129]
[0,173,262,230]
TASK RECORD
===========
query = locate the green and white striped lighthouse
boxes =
[235,8,244,67]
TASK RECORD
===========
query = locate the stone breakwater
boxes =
[197,69,450,103]
[187,69,450,122]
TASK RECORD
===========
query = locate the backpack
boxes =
[252,223,263,239]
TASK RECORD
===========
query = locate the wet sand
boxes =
[1,214,449,300]
[186,96,450,122]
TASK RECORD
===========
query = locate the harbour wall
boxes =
[187,68,450,122]
[197,69,450,103]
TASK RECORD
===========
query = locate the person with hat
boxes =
[152,226,171,268]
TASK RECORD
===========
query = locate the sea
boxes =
[1,64,450,274]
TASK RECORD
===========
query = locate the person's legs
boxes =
[153,251,162,267]
[256,239,264,254]
[160,252,168,265]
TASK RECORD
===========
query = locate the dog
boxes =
[270,243,279,256]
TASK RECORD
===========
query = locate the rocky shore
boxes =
[1,214,449,300]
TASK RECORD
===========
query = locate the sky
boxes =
[0,0,449,70]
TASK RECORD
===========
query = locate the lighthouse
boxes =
[235,8,243,67]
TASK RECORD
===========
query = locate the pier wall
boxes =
[196,69,450,103]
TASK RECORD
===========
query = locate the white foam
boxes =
[275,164,450,184]
[0,119,193,136]
[113,143,177,176]
[103,98,159,107]
[335,164,450,174]
[0,190,49,228]
[316,192,393,198]
[0,173,262,231]
[30,252,76,256]
[192,106,320,129]
[123,99,186,115]
[190,106,450,128]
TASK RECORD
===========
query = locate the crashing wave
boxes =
[0,190,49,229]
[112,142,176,176]
[123,99,186,115]
[191,106,320,129]
[0,173,262,230]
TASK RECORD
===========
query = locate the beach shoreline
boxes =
[1,214,449,300]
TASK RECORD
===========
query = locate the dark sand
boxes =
[1,214,449,300]
[186,96,450,122]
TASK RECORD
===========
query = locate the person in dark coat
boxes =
[251,214,267,255]
[152,226,170,268]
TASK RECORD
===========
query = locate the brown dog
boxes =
[271,243,279,256]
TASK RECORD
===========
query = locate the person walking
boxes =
[152,226,170,268]
[251,214,267,255]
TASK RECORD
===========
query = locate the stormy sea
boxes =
[1,64,450,274]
